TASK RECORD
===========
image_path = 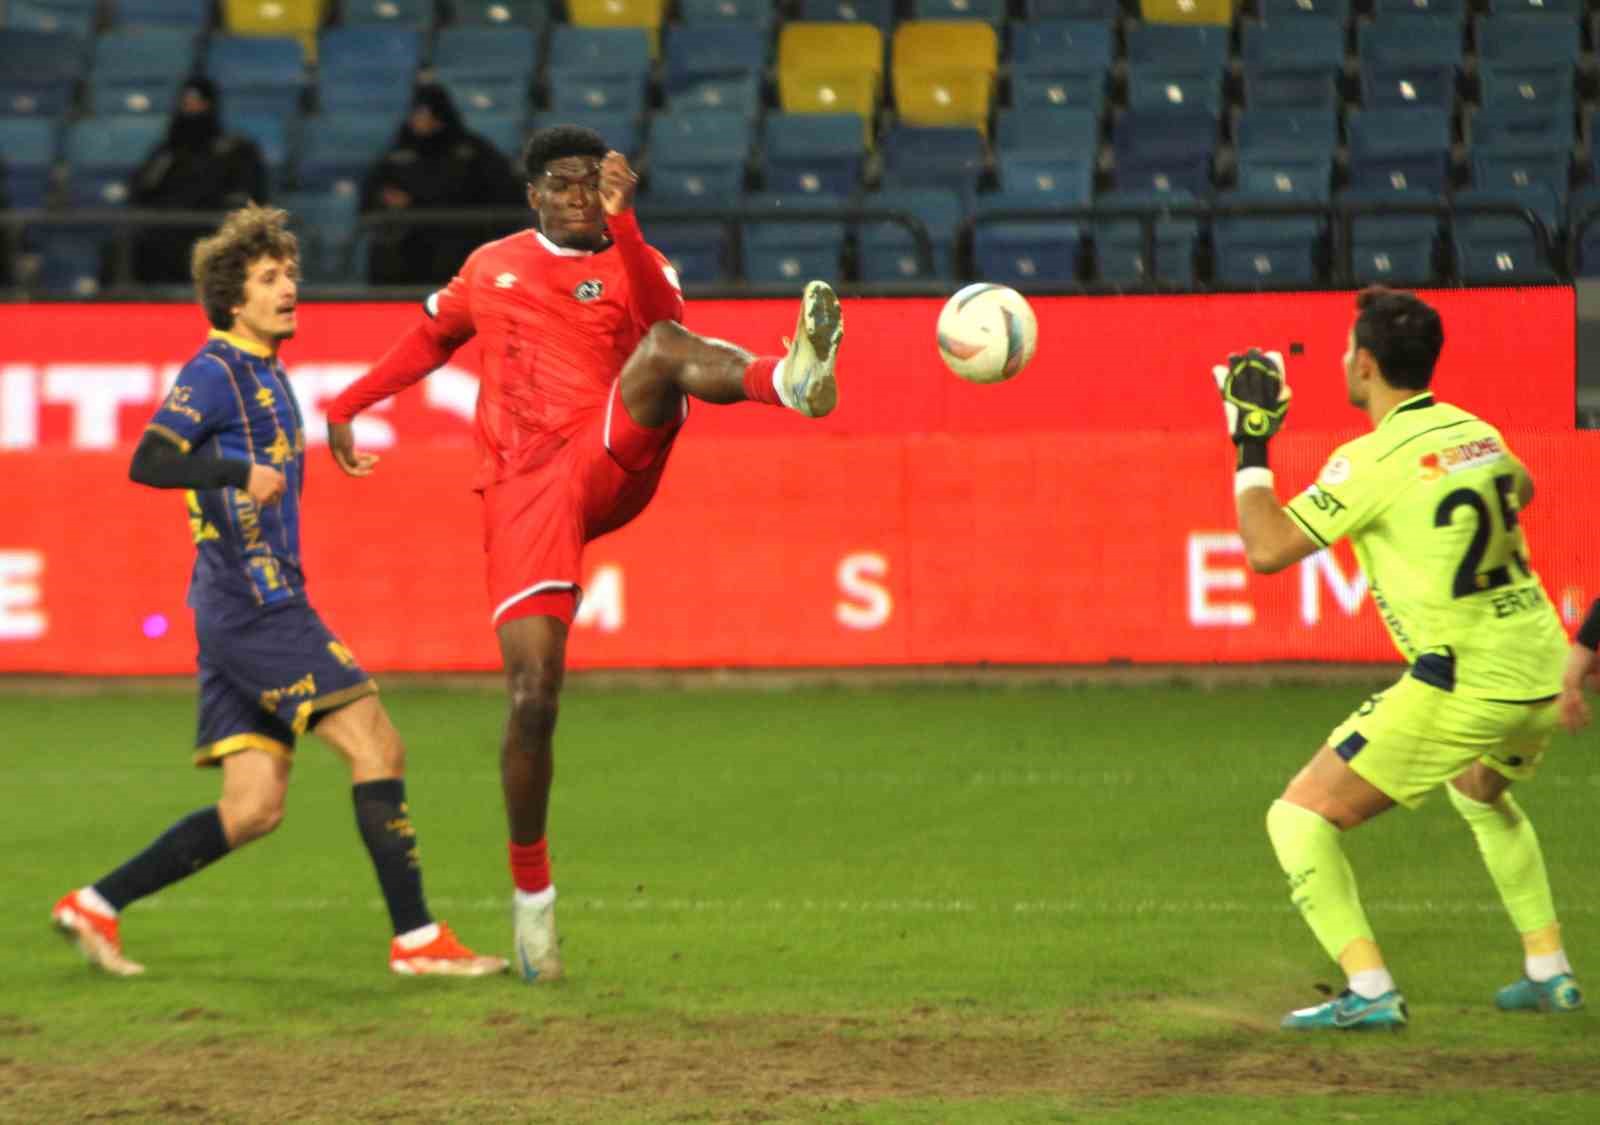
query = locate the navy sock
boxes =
[353,779,431,936]
[93,806,230,912]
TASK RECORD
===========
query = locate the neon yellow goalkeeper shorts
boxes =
[1325,673,1561,809]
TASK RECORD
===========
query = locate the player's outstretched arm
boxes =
[599,150,685,327]
[326,317,467,478]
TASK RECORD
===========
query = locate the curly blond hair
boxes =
[191,204,299,330]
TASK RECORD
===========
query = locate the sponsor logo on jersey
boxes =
[574,279,604,301]
[494,272,518,289]
[1319,455,1352,486]
[1419,436,1503,480]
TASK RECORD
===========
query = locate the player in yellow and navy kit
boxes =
[1214,287,1583,1030]
[50,205,505,979]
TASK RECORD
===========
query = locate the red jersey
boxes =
[329,209,684,488]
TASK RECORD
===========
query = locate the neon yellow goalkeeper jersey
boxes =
[1284,392,1567,701]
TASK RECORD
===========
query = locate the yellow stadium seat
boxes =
[567,0,668,53]
[1139,0,1234,25]
[891,21,997,132]
[222,0,327,57]
[778,22,884,139]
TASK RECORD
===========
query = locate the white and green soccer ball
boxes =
[935,283,1039,384]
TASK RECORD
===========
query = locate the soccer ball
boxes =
[935,283,1038,384]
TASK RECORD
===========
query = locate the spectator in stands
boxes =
[360,83,523,286]
[129,77,268,284]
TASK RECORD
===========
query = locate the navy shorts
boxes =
[191,601,377,767]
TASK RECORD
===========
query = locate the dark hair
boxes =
[190,204,299,330]
[521,124,607,182]
[1353,285,1444,390]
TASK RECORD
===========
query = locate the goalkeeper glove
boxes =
[1212,349,1291,469]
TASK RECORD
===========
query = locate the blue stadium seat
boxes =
[462,110,527,161]
[1345,194,1442,286]
[641,219,732,284]
[1374,0,1468,17]
[1470,105,1572,157]
[1347,107,1451,193]
[1213,198,1324,288]
[111,0,210,26]
[881,125,987,200]
[547,74,648,114]
[31,224,107,294]
[1472,149,1569,205]
[1258,0,1350,18]
[663,24,767,94]
[1235,108,1339,159]
[995,107,1098,157]
[1476,15,1581,67]
[340,0,436,26]
[667,75,762,118]
[546,27,652,87]
[318,27,423,114]
[293,112,399,195]
[914,0,1007,24]
[1123,24,1230,73]
[1112,108,1217,196]
[280,190,363,283]
[1240,18,1344,76]
[739,193,848,284]
[438,76,531,116]
[1451,189,1559,282]
[800,0,895,27]
[0,117,59,208]
[1126,69,1224,115]
[228,110,295,191]
[1007,19,1113,71]
[0,30,83,117]
[1025,0,1119,16]
[205,35,305,119]
[529,109,641,157]
[996,153,1092,199]
[433,26,541,81]
[1359,62,1458,113]
[679,0,776,28]
[1242,68,1340,111]
[1092,189,1199,287]
[64,115,168,206]
[453,0,551,25]
[91,29,198,117]
[648,109,752,201]
[1357,14,1464,70]
[972,191,1083,283]
[1476,64,1576,118]
[762,113,867,196]
[1236,154,1334,201]
[1490,0,1581,12]
[1008,65,1108,116]
[6,0,95,37]
[856,187,964,280]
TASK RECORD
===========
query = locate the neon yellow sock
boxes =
[1266,799,1378,965]
[1447,785,1558,936]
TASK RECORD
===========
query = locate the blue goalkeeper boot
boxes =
[1495,974,1584,1013]
[1281,989,1408,1031]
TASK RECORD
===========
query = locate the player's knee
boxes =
[221,790,286,844]
[505,663,561,742]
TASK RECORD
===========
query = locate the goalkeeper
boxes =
[1214,287,1584,1031]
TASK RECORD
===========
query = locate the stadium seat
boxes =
[1242,68,1340,111]
[1471,149,1570,206]
[1357,14,1464,71]
[1346,198,1442,286]
[529,109,641,156]
[1126,68,1225,115]
[801,0,893,25]
[1008,19,1114,72]
[880,124,987,200]
[777,23,884,121]
[438,76,532,116]
[90,29,198,117]
[996,149,1093,199]
[1123,23,1230,72]
[1235,107,1339,159]
[892,21,999,132]
[547,74,649,114]
[972,192,1084,283]
[914,0,1007,25]
[0,30,83,117]
[6,0,96,37]
[567,0,667,53]
[222,0,325,56]
[453,0,552,26]
[1469,105,1571,158]
[1091,189,1200,287]
[1491,0,1581,12]
[1112,108,1218,196]
[280,189,362,282]
[205,35,306,118]
[460,110,526,162]
[1213,198,1324,287]
[64,115,168,207]
[1026,0,1119,17]
[293,111,399,195]
[112,0,212,28]
[1359,62,1459,113]
[1347,107,1451,193]
[31,224,108,295]
[340,0,435,26]
[679,0,776,27]
[856,187,964,280]
[1258,0,1349,18]
[640,219,732,283]
[663,24,767,94]
[667,75,763,119]
[1451,189,1559,283]
[762,113,867,196]
[1476,64,1576,118]
[1138,0,1233,23]
[739,193,848,284]
[647,109,752,200]
[995,107,1099,158]
[1374,0,1468,17]
[0,117,59,208]
[228,110,295,190]
[547,26,653,89]
[433,26,541,82]
[1008,65,1108,116]
[1236,155,1334,201]
[1240,18,1344,76]
[317,27,423,113]
[1476,15,1581,67]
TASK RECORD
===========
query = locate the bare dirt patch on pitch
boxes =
[2,1009,1594,1123]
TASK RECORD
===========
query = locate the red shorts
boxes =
[482,380,686,628]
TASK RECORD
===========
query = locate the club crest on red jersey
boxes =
[574,279,604,302]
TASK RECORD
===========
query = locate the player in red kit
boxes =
[325,125,844,982]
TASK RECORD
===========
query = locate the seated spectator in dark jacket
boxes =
[129,77,268,284]
[361,84,524,285]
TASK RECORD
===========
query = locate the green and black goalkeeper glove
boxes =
[1212,349,1291,469]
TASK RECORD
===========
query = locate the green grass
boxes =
[4,682,1598,1122]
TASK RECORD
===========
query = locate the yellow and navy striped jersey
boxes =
[145,330,307,615]
[1284,392,1567,701]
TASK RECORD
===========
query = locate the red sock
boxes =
[508,839,551,893]
[742,356,783,405]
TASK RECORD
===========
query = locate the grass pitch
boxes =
[3,680,1598,1122]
